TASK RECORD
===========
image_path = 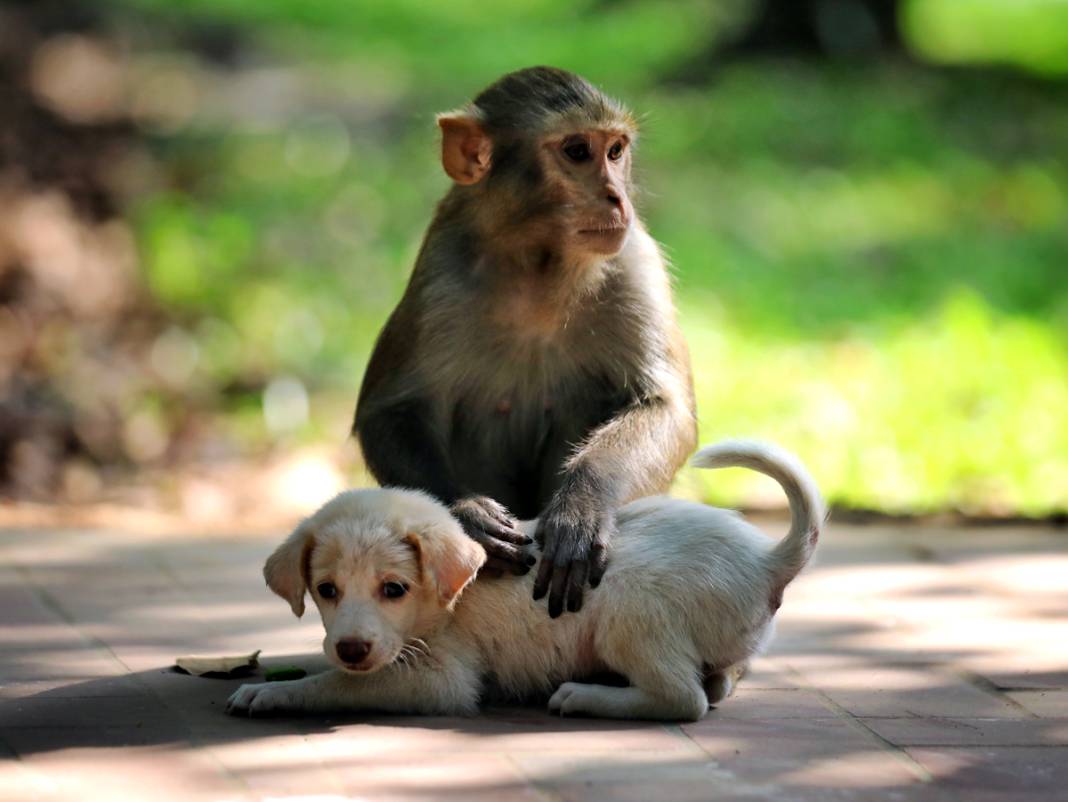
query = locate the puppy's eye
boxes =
[563,140,592,163]
[381,581,408,600]
[316,582,337,599]
[607,141,624,161]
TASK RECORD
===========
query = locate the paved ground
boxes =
[1,517,1066,802]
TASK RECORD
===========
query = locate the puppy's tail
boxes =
[691,440,825,592]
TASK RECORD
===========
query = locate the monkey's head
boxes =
[437,66,638,260]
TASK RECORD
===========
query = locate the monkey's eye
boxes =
[607,141,624,161]
[317,581,338,599]
[563,140,592,163]
[381,581,409,600]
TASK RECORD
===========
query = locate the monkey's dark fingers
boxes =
[466,496,519,529]
[482,522,533,546]
[532,540,558,600]
[546,559,572,619]
[457,512,531,546]
[472,531,536,572]
[565,559,589,613]
[588,540,609,588]
[483,502,518,530]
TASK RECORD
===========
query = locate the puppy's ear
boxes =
[404,522,486,611]
[264,519,315,617]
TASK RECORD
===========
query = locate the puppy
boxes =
[227,440,823,722]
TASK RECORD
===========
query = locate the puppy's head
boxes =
[263,488,485,673]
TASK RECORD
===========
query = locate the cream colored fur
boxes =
[227,439,824,722]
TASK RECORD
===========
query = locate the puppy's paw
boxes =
[225,681,304,717]
[548,682,595,716]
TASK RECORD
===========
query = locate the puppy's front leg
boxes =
[226,650,481,717]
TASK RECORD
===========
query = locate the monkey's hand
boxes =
[532,498,614,618]
[450,496,536,576]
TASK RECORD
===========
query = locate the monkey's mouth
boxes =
[576,225,629,253]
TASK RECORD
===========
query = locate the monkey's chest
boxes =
[446,390,561,514]
[444,372,616,515]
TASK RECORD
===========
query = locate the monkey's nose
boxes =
[605,190,623,209]
[335,638,372,664]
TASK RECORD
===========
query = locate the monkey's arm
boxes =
[533,358,696,617]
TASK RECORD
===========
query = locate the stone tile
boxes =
[205,734,349,799]
[326,753,538,801]
[0,760,63,802]
[18,745,251,802]
[735,655,799,689]
[3,522,1068,801]
[864,716,1068,747]
[0,725,191,755]
[514,752,758,802]
[298,710,694,755]
[0,674,146,699]
[0,695,164,729]
[709,687,836,719]
[682,717,924,788]
[1007,689,1068,718]
[804,665,1023,719]
[978,668,1068,690]
[907,746,1068,799]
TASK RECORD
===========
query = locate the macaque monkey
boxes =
[354,67,696,618]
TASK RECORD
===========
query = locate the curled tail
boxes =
[691,440,825,591]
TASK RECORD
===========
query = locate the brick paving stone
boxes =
[16,745,251,802]
[681,717,924,789]
[906,746,1068,801]
[1007,689,1068,718]
[709,688,836,719]
[299,713,694,755]
[863,717,1068,747]
[733,656,800,689]
[978,668,1068,690]
[1,521,1065,802]
[799,664,1025,719]
[0,694,162,729]
[513,752,757,802]
[0,724,191,754]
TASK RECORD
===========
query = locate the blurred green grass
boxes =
[113,0,1068,515]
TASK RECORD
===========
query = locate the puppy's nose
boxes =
[335,639,372,664]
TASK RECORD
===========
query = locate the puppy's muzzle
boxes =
[335,638,372,667]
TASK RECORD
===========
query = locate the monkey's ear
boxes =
[403,522,486,610]
[437,114,492,185]
[263,519,315,617]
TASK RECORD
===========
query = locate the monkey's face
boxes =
[540,128,634,257]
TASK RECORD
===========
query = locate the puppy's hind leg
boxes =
[548,636,709,721]
[548,677,708,722]
[550,602,711,721]
[703,659,750,706]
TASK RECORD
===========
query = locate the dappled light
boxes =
[1,519,1065,798]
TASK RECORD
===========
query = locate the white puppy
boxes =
[227,440,823,721]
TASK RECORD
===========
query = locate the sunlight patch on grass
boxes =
[681,288,1068,516]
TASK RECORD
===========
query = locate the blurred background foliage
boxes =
[0,0,1065,522]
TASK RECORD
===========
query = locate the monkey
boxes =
[353,66,697,619]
